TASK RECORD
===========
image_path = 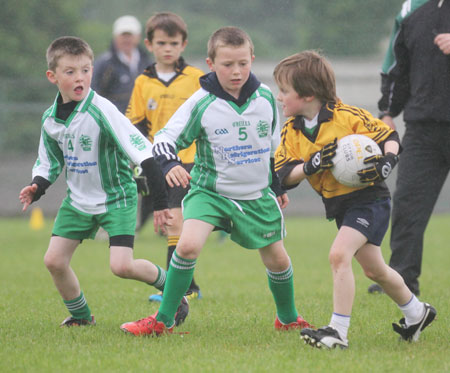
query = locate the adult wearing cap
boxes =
[93,15,152,113]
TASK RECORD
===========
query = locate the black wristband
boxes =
[30,176,51,202]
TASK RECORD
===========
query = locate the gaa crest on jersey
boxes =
[79,135,92,151]
[147,98,158,110]
[130,134,146,151]
[256,120,269,138]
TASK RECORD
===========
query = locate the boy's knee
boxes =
[43,252,66,273]
[110,261,132,278]
[273,252,291,270]
[328,249,347,269]
[364,268,386,282]
[175,243,198,260]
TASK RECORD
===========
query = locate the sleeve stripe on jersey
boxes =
[154,142,179,161]
[42,129,64,182]
[338,106,371,123]
[275,157,291,170]
[372,129,390,143]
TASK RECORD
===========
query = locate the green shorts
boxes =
[182,187,286,249]
[52,198,137,240]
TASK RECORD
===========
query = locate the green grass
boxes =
[1,215,449,372]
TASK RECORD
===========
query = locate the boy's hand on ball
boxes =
[303,138,337,175]
[357,152,399,183]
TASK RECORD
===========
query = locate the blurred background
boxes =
[1,0,449,217]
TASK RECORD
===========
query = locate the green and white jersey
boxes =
[32,89,154,214]
[154,82,280,200]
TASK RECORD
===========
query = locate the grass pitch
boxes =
[0,215,449,372]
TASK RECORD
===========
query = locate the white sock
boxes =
[329,312,350,340]
[398,295,425,326]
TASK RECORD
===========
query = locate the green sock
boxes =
[149,264,166,291]
[157,251,196,327]
[267,263,298,324]
[63,291,92,321]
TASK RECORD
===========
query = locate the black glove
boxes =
[133,165,150,196]
[303,138,337,176]
[357,152,399,183]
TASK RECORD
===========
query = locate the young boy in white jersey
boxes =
[19,36,188,327]
[120,26,313,336]
[126,12,204,302]
[273,50,436,349]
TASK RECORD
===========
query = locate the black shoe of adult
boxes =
[368,283,384,294]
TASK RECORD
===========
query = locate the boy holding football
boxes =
[19,36,188,327]
[120,26,313,335]
[126,12,204,302]
[273,50,436,349]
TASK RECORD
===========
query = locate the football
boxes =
[331,134,382,188]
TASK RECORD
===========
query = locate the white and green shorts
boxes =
[182,187,286,249]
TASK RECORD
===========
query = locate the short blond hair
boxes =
[46,36,94,71]
[145,12,188,43]
[273,50,337,103]
[207,26,254,61]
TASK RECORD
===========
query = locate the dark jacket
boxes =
[92,42,151,113]
[378,0,450,123]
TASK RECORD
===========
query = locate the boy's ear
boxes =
[206,57,214,71]
[46,70,57,85]
[144,38,153,52]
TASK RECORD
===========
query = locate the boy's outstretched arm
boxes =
[152,142,191,188]
[19,176,51,211]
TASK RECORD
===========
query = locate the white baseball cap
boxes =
[113,15,142,36]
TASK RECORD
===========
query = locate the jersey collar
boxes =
[292,101,336,142]
[49,89,94,118]
[143,57,188,80]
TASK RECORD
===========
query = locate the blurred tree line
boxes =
[1,0,403,80]
[0,0,402,153]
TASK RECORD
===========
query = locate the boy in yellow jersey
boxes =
[126,12,204,301]
[274,50,436,349]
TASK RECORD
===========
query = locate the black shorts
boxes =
[335,198,391,246]
[168,163,194,209]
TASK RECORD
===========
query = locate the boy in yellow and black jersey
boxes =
[127,58,202,162]
[274,50,436,349]
[126,12,204,302]
[276,100,394,219]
